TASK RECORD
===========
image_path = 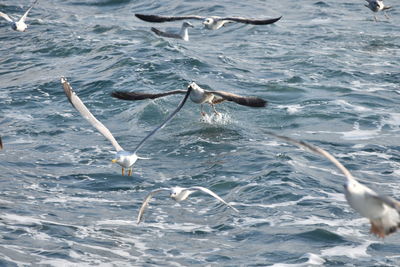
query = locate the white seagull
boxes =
[151,21,194,41]
[61,77,192,176]
[0,0,38,32]
[137,186,239,224]
[364,0,392,20]
[265,131,400,238]
[112,82,267,116]
[135,13,282,30]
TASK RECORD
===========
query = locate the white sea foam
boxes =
[320,240,373,258]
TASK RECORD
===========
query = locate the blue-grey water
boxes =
[1,0,400,266]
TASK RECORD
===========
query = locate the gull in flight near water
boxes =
[61,77,192,176]
[364,0,392,20]
[112,82,267,116]
[265,131,400,238]
[0,0,38,32]
[135,13,282,30]
[137,186,239,224]
[151,21,194,41]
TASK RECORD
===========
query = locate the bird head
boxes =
[183,21,194,28]
[170,187,184,200]
[187,81,201,91]
[111,151,137,167]
[203,17,214,28]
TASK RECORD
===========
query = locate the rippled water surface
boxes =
[1,0,400,266]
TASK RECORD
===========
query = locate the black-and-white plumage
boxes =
[137,186,239,224]
[112,82,267,116]
[364,0,392,20]
[135,13,282,30]
[0,0,38,32]
[151,21,194,41]
[265,131,400,238]
[61,77,192,176]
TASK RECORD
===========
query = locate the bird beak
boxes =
[111,159,117,163]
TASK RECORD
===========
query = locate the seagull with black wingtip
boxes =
[364,0,392,21]
[151,21,194,41]
[135,13,282,30]
[112,82,267,117]
[61,77,192,176]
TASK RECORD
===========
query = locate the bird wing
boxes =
[209,90,267,107]
[221,16,282,25]
[132,86,192,154]
[111,90,186,101]
[263,131,356,183]
[0,12,14,23]
[135,13,205,23]
[61,77,124,152]
[371,194,400,213]
[189,186,239,212]
[151,27,182,39]
[0,136,3,150]
[19,0,38,23]
[137,188,170,224]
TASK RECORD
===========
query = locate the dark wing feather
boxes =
[111,90,187,101]
[151,27,181,39]
[223,16,282,25]
[135,14,204,23]
[0,136,3,150]
[210,90,267,107]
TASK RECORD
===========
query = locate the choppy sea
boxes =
[0,0,399,266]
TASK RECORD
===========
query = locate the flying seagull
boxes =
[151,21,194,41]
[137,186,239,224]
[265,131,400,238]
[61,77,192,176]
[0,0,38,32]
[112,82,267,116]
[135,13,282,30]
[365,0,392,20]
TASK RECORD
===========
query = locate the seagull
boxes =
[0,0,38,32]
[61,77,192,176]
[112,82,267,116]
[264,131,400,238]
[137,186,239,224]
[364,0,392,20]
[151,21,194,41]
[135,13,282,30]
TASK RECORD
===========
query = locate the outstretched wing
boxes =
[221,16,282,25]
[132,86,192,154]
[137,188,170,224]
[135,13,204,23]
[190,186,239,212]
[111,90,186,101]
[151,27,181,39]
[263,131,356,183]
[210,90,267,107]
[61,77,124,152]
[371,194,400,213]
[0,12,14,23]
[20,0,38,23]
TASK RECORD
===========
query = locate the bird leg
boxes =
[122,168,125,176]
[374,15,378,22]
[384,12,390,19]
[128,168,132,176]
[200,104,206,117]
